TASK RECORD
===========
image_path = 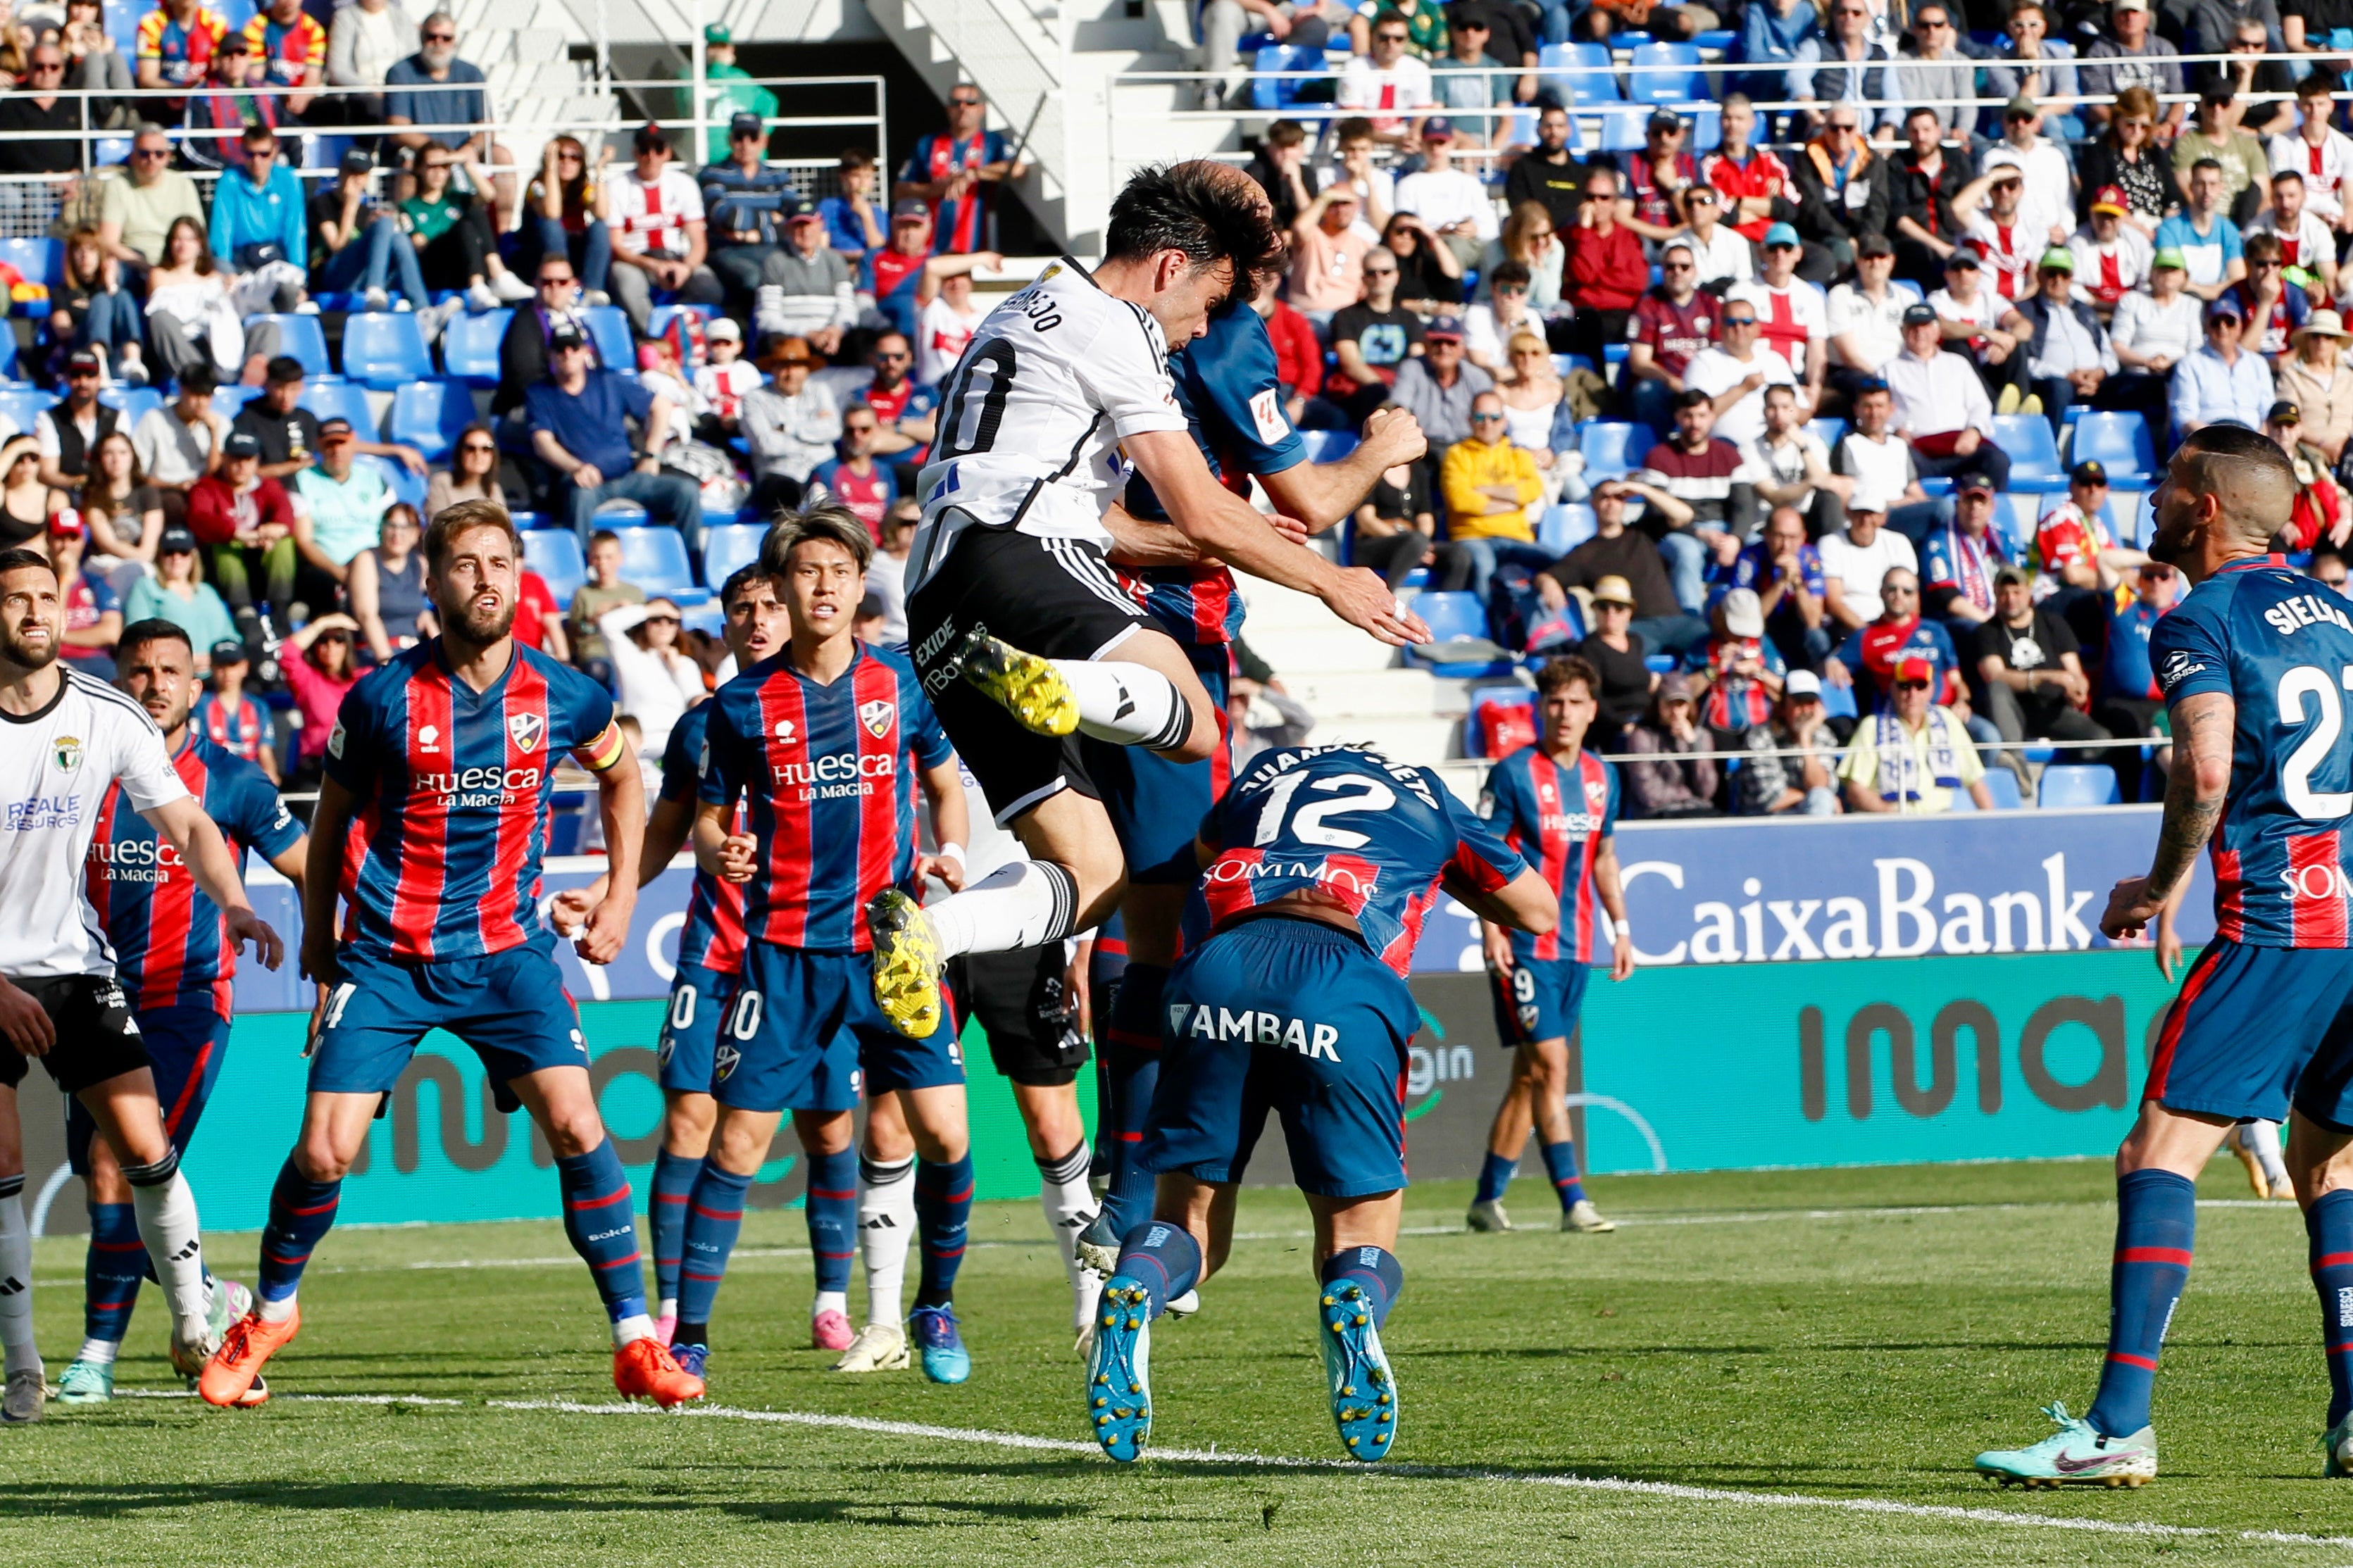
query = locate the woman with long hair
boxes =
[1477,201,1564,314]
[0,435,61,548]
[51,225,145,384]
[425,422,502,515]
[123,527,237,664]
[521,135,614,303]
[144,215,279,385]
[2076,85,2173,238]
[1496,331,1569,495]
[1383,213,1464,316]
[347,501,436,660]
[281,611,362,789]
[79,429,163,561]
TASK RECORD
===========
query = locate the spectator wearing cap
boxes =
[702,108,801,313]
[1436,391,1548,601]
[1541,479,1711,656]
[1388,315,1492,468]
[2226,230,2313,360]
[308,147,435,315]
[2266,399,2348,552]
[819,150,888,263]
[1978,96,2073,248]
[2107,246,2202,427]
[1817,489,1919,632]
[868,200,941,340]
[385,13,516,226]
[896,84,1027,254]
[1825,232,1909,406]
[2171,294,2276,436]
[47,513,122,677]
[186,427,298,613]
[1927,246,2036,405]
[1730,503,1832,670]
[327,0,419,128]
[1971,562,2110,769]
[1683,296,1800,450]
[1291,184,1375,325]
[194,638,276,779]
[35,353,120,498]
[528,323,701,553]
[1886,303,2014,490]
[1789,106,1890,274]
[1690,586,1787,736]
[756,206,859,358]
[1737,668,1842,815]
[2250,170,2335,301]
[2030,458,2147,626]
[123,521,237,658]
[291,416,393,609]
[2014,247,2116,434]
[1745,382,1849,541]
[1618,113,1703,245]
[1570,572,1659,737]
[2156,156,2250,300]
[699,23,779,165]
[516,136,613,309]
[1635,389,1760,611]
[1727,225,1830,408]
[604,123,725,338]
[2277,309,2353,466]
[2080,1,2183,140]
[1885,104,1978,292]
[1623,672,1721,819]
[1922,472,2011,632]
[1837,651,1995,814]
[176,30,289,176]
[740,334,842,515]
[2068,185,2154,315]
[1395,119,1499,271]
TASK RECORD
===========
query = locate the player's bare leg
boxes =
[2283,1112,2353,1474]
[76,1067,218,1375]
[0,1082,37,1422]
[1472,1039,1611,1234]
[649,1089,716,1343]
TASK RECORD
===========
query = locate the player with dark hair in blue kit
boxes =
[1976,424,2353,1486]
[1085,744,1558,1464]
[1077,189,1428,1287]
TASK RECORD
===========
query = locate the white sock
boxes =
[256,1291,297,1324]
[2245,1119,2292,1182]
[76,1336,118,1366]
[657,1296,678,1320]
[124,1159,209,1341]
[859,1155,916,1326]
[812,1289,848,1321]
[1052,660,1192,750]
[0,1177,35,1378]
[612,1312,655,1348]
[925,860,1080,960]
[1035,1141,1100,1329]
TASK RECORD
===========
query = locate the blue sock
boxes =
[913,1153,973,1308]
[1540,1139,1587,1210]
[1475,1151,1517,1205]
[256,1157,342,1303]
[675,1162,751,1338]
[1101,964,1166,1236]
[2085,1169,2197,1438]
[648,1148,701,1309]
[84,1201,144,1345]
[556,1139,648,1325]
[1321,1244,1406,1329]
[2308,1189,2353,1427]
[804,1146,857,1296]
[1111,1220,1202,1321]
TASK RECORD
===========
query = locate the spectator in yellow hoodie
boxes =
[1437,390,1548,599]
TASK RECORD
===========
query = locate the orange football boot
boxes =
[613,1336,706,1407]
[199,1306,299,1407]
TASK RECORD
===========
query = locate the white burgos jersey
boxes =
[0,668,187,977]
[909,257,1191,591]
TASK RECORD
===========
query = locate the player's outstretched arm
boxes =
[1124,428,1430,648]
[1102,503,1309,567]
[146,795,283,972]
[1446,864,1559,937]
[2102,689,2233,942]
[575,750,646,965]
[1257,406,1428,533]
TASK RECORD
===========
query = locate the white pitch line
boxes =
[480,1397,2353,1552]
[115,1390,466,1405]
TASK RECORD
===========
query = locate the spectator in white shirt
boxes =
[2109,246,2203,428]
[601,123,725,337]
[1684,300,1802,446]
[1729,230,1830,406]
[1825,232,1909,404]
[2068,186,2154,313]
[1954,164,2045,305]
[1670,184,1753,288]
[1883,303,2011,489]
[1337,16,1435,147]
[1743,381,1850,538]
[1976,94,2075,252]
[1816,489,1919,629]
[1928,246,2036,406]
[1317,118,1399,239]
[740,334,842,514]
[1832,382,1937,534]
[692,316,762,438]
[2268,74,2353,228]
[1394,118,1499,269]
[2249,169,2339,301]
[913,250,999,387]
[2016,246,2118,434]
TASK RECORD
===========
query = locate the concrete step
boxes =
[1431,760,1485,806]
[1300,715,1459,765]
[1278,668,1439,720]
[1243,627,1397,677]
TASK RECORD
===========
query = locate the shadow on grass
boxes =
[0,1482,1096,1526]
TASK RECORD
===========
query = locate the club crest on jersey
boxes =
[508,712,546,753]
[51,736,80,772]
[858,698,896,739]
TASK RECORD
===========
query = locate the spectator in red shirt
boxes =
[1701,94,1800,248]
[1250,269,1323,424]
[186,430,299,615]
[1635,389,1759,611]
[1625,239,1718,433]
[1564,164,1649,367]
[511,566,570,657]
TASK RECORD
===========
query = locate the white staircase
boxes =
[1236,576,1471,775]
[443,0,618,177]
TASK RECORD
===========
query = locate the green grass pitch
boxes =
[10,1158,2353,1567]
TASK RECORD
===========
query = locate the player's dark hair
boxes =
[2177,422,2299,541]
[763,504,874,575]
[424,498,523,570]
[1537,654,1601,701]
[0,548,55,580]
[117,617,192,663]
[1672,387,1713,412]
[1104,162,1285,299]
[720,563,769,610]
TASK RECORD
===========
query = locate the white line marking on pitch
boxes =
[479,1398,2353,1552]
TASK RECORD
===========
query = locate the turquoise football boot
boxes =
[1085,1280,1154,1462]
[55,1359,113,1405]
[1318,1281,1399,1462]
[2326,1411,2353,1478]
[1973,1402,2157,1488]
[909,1303,971,1385]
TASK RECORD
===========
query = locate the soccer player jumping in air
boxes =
[870,161,1430,1041]
[1087,744,1556,1464]
[1976,425,2353,1486]
[199,501,701,1410]
[1468,656,1637,1238]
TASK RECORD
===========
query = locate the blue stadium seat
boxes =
[1690,27,1736,51]
[1579,421,1656,478]
[300,379,377,436]
[681,601,725,638]
[1642,653,1675,674]
[648,303,720,339]
[389,378,475,463]
[1992,413,2069,491]
[0,237,61,291]
[442,308,511,385]
[1688,106,1721,152]
[0,338,15,381]
[249,313,330,378]
[510,510,547,531]
[699,522,766,589]
[340,311,432,390]
[1404,590,1511,676]
[1540,42,1619,104]
[2037,763,2121,808]
[1597,106,1652,152]
[0,385,47,434]
[1806,416,1848,451]
[1821,677,1857,720]
[1540,503,1596,554]
[1626,42,1700,104]
[1250,44,1330,109]
[103,0,139,54]
[2071,410,2157,487]
[1999,491,2044,544]
[1981,767,2024,810]
[580,305,633,368]
[356,453,425,510]
[1947,784,1976,811]
[2109,489,2151,546]
[1464,684,1534,757]
[1297,428,1358,463]
[211,385,261,421]
[97,386,162,427]
[523,529,587,603]
[612,525,709,604]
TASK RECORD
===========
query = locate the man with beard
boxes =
[0,556,282,1423]
[197,501,700,1411]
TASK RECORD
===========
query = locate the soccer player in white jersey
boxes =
[0,546,282,1422]
[868,161,1430,1035]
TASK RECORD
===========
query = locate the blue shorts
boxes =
[1489,956,1590,1047]
[2145,939,2353,1123]
[308,937,587,1100]
[66,1003,231,1176]
[1087,645,1230,885]
[656,960,739,1096]
[1144,915,1421,1198]
[723,942,964,1115]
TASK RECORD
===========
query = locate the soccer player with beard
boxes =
[56,619,308,1405]
[0,552,282,1425]
[198,501,701,1410]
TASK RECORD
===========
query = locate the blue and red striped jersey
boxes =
[324,642,625,962]
[86,732,301,1015]
[1479,744,1618,965]
[697,644,953,953]
[2154,553,2353,947]
[194,689,273,767]
[1186,744,1525,975]
[659,701,746,975]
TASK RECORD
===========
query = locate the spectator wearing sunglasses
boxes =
[96,125,205,280]
[178,30,287,175]
[385,13,516,227]
[426,421,503,516]
[0,44,78,180]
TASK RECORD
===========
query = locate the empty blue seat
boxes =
[1405,590,1511,676]
[211,385,261,420]
[510,510,547,531]
[2071,410,2157,486]
[0,385,48,434]
[0,237,61,292]
[1579,421,1656,478]
[1597,106,1652,152]
[1250,44,1329,109]
[300,379,376,437]
[249,313,330,378]
[442,308,511,385]
[581,305,633,369]
[1821,677,1857,720]
[1539,41,1619,104]
[97,386,162,427]
[1806,416,1848,450]
[1981,767,2024,810]
[1626,42,1699,104]
[1540,503,1596,554]
[2038,763,2121,808]
[523,529,587,603]
[1297,428,1358,463]
[1690,27,1735,50]
[1992,413,2068,491]
[340,311,432,389]
[612,525,708,603]
[699,522,766,588]
[2109,489,2151,546]
[389,379,475,463]
[356,453,425,510]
